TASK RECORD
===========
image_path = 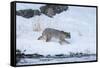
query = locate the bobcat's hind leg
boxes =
[38,36,42,40]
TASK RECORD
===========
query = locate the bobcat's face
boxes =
[65,32,71,39]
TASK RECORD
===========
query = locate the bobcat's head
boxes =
[65,32,71,38]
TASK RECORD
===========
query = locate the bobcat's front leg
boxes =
[64,40,70,44]
[59,39,70,45]
[59,41,63,45]
[45,35,51,42]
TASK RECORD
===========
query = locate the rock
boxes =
[32,53,44,58]
[16,9,41,18]
[16,5,68,18]
[25,53,44,58]
[40,5,68,17]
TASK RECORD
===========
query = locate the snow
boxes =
[16,3,96,56]
[16,3,45,11]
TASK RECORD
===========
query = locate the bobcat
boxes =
[38,28,71,44]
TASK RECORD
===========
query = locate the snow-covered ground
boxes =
[16,3,96,57]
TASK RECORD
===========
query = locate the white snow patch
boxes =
[16,4,96,55]
[16,3,45,11]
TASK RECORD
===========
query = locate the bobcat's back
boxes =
[42,28,69,39]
